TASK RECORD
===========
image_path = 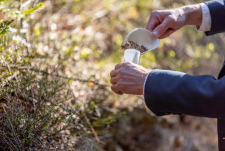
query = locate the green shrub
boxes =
[0,1,121,150]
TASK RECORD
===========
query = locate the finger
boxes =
[146,16,158,32]
[115,63,122,70]
[159,28,175,39]
[152,17,172,38]
[110,77,118,84]
[146,11,162,32]
[117,91,123,95]
[110,70,118,77]
[111,84,123,95]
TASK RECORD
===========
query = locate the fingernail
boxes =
[153,31,159,37]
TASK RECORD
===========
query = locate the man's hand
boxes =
[147,4,202,39]
[110,62,151,95]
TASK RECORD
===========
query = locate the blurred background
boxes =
[0,0,224,150]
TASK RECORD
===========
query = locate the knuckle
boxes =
[115,63,122,69]
[117,69,125,76]
[110,70,114,76]
[111,85,116,91]
[151,11,158,15]
[117,75,122,80]
[167,15,176,23]
[111,77,118,84]
[117,82,122,88]
[155,26,164,32]
[111,87,115,93]
[117,82,125,89]
[159,23,169,31]
[123,62,130,66]
[110,78,113,83]
[117,69,122,74]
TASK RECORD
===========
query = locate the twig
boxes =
[0,65,110,87]
[69,89,86,150]
[36,94,87,150]
[32,0,40,8]
[95,133,113,140]
[1,129,20,151]
[83,113,100,143]
[71,114,86,151]
[5,114,22,150]
[6,64,11,72]
[37,138,48,151]
[1,72,19,87]
[38,95,71,112]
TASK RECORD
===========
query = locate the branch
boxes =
[1,72,19,88]
[0,65,110,87]
[35,94,87,150]
[83,113,100,143]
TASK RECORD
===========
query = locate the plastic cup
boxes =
[124,49,140,64]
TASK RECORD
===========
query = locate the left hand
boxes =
[146,4,202,39]
[110,62,151,95]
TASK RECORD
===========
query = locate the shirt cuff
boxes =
[197,3,211,32]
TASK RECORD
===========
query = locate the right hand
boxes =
[147,4,202,39]
[110,62,151,95]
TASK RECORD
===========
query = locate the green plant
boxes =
[0,1,120,150]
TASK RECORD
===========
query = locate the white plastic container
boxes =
[123,28,160,64]
[124,49,140,64]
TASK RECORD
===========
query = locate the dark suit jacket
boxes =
[144,0,225,150]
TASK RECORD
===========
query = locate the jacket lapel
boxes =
[218,119,225,150]
[218,61,225,79]
[217,60,225,150]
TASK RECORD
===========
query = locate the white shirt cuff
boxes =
[198,3,211,32]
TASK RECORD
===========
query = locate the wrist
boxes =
[142,70,152,96]
[182,4,202,26]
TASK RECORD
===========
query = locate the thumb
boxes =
[152,17,172,38]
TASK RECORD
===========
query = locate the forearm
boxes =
[182,4,202,26]
[144,69,225,119]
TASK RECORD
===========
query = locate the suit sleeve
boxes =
[204,0,225,35]
[144,69,225,119]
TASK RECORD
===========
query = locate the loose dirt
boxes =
[121,41,148,53]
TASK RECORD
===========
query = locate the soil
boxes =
[121,41,148,53]
[100,108,218,151]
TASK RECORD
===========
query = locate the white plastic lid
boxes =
[122,28,160,55]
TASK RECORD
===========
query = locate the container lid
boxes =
[122,28,160,55]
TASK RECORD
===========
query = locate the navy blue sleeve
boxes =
[204,0,225,35]
[144,69,225,119]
